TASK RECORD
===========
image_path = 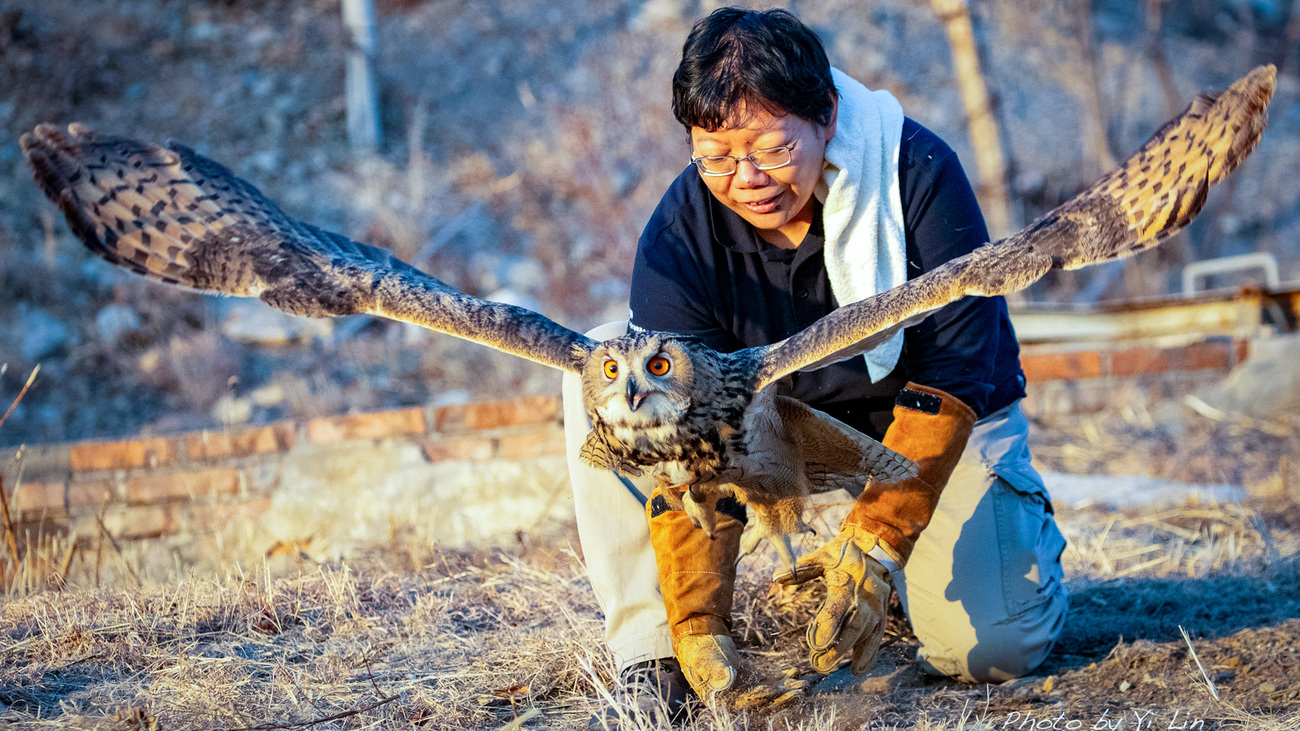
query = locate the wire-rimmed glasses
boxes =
[690,141,797,176]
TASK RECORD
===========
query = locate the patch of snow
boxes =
[1041,472,1247,510]
[218,299,332,345]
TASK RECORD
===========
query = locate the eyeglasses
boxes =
[690,141,797,177]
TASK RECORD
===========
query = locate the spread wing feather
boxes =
[21,123,595,374]
[749,65,1275,391]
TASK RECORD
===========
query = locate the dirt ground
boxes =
[1,424,1297,729]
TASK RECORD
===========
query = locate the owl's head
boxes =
[582,331,698,427]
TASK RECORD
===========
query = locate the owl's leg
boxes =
[738,523,801,579]
[682,484,719,538]
[755,497,814,577]
[767,531,798,579]
[769,494,811,574]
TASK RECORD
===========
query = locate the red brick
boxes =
[307,407,426,443]
[305,416,348,444]
[342,407,426,439]
[1108,342,1233,378]
[1020,352,1105,382]
[1182,341,1233,371]
[434,396,561,432]
[67,480,115,508]
[102,504,176,540]
[11,516,70,541]
[1234,338,1250,365]
[184,422,296,461]
[69,437,175,472]
[8,481,64,513]
[421,436,497,462]
[187,496,273,531]
[126,468,242,505]
[497,427,567,460]
[1109,347,1171,377]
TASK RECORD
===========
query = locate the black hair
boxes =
[671,7,837,132]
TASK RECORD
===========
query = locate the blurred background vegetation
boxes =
[0,0,1297,446]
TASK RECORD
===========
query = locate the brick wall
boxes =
[0,335,1247,551]
[1019,337,1250,420]
[2,395,567,550]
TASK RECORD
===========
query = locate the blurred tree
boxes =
[342,0,382,152]
[929,0,1013,238]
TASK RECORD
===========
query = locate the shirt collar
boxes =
[697,173,826,259]
[701,176,764,254]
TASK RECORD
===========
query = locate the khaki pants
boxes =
[563,322,1067,683]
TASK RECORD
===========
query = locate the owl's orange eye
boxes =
[603,360,619,379]
[647,356,671,376]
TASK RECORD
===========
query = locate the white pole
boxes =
[341,0,382,153]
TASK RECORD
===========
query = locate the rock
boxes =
[18,306,72,361]
[94,304,142,343]
[812,663,923,695]
[484,286,543,315]
[630,0,689,32]
[218,299,332,345]
[248,383,287,407]
[1193,333,1300,423]
[209,394,253,425]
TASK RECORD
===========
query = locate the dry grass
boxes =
[3,0,1300,447]
[1,385,1299,728]
[1,484,1297,730]
[1,535,612,729]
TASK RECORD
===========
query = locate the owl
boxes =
[21,66,1275,570]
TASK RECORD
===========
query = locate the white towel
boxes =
[817,68,907,382]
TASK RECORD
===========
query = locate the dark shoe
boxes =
[589,657,693,729]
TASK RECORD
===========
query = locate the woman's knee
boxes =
[585,320,629,340]
[919,587,1069,683]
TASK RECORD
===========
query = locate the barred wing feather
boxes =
[750,65,1275,392]
[21,123,595,375]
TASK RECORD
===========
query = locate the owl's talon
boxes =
[773,534,799,578]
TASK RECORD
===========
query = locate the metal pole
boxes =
[341,0,382,153]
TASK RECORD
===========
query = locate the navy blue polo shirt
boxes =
[628,118,1025,440]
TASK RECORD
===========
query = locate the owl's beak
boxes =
[624,379,647,411]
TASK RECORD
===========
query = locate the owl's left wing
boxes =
[22,124,596,374]
[748,65,1275,392]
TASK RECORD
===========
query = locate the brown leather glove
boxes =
[648,486,745,699]
[776,383,976,675]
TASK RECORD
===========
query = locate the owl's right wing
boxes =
[22,124,596,375]
[748,65,1275,392]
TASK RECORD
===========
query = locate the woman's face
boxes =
[690,102,836,249]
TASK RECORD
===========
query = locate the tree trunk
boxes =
[1071,0,1117,174]
[342,0,383,153]
[929,0,1013,238]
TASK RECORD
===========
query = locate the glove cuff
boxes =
[836,523,902,573]
[647,486,744,653]
[844,383,975,564]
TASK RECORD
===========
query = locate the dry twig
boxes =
[0,364,39,431]
[1180,625,1220,701]
[218,693,400,731]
